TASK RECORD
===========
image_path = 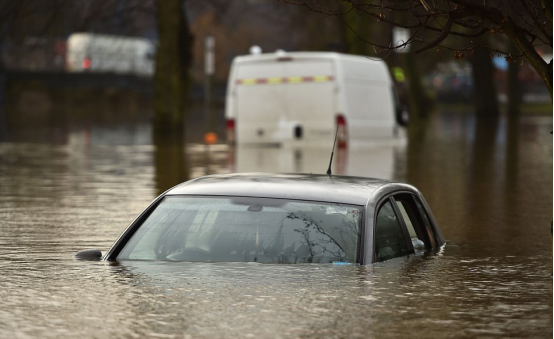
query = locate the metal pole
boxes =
[203,36,215,173]
[204,36,215,137]
[0,65,6,141]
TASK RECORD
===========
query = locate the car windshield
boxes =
[117,196,363,264]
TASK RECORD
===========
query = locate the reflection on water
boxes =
[233,139,405,180]
[0,104,552,338]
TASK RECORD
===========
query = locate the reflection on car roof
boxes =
[167,173,412,206]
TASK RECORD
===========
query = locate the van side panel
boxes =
[225,59,238,120]
[337,58,395,140]
[340,57,390,82]
[343,82,395,139]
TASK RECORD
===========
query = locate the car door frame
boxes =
[371,190,442,263]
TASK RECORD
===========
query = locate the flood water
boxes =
[0,103,552,338]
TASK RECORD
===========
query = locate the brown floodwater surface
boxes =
[0,108,551,338]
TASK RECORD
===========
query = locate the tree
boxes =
[470,35,499,116]
[281,0,553,100]
[152,0,193,193]
[154,0,193,143]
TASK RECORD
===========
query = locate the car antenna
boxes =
[326,125,339,176]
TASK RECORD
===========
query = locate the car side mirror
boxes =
[395,105,409,126]
[74,249,102,260]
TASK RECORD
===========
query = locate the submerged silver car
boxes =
[76,173,445,264]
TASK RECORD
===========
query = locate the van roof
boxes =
[233,51,370,63]
[231,51,391,83]
[166,172,415,206]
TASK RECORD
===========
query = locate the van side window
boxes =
[393,194,436,250]
[374,200,409,261]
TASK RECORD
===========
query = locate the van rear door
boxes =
[234,58,336,145]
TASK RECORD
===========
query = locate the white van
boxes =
[66,33,155,76]
[225,51,407,147]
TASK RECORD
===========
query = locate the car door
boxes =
[373,198,411,262]
[373,193,438,262]
[391,193,437,252]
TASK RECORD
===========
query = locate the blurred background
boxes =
[1,1,551,153]
[0,0,551,196]
[0,3,550,170]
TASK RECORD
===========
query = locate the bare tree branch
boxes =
[539,0,552,26]
[518,0,552,45]
[280,0,552,98]
[416,16,453,53]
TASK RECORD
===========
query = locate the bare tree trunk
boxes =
[153,0,193,191]
[0,58,5,140]
[340,7,372,55]
[470,36,499,119]
[502,19,552,100]
[153,0,192,142]
[507,55,521,117]
[154,141,188,195]
[401,50,432,120]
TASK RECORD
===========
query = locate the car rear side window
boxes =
[374,200,409,261]
[117,196,363,264]
[394,194,436,250]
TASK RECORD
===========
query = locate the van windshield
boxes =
[118,196,363,264]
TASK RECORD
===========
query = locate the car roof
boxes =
[166,173,416,206]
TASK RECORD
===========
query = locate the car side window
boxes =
[412,197,437,249]
[374,200,409,262]
[393,194,436,250]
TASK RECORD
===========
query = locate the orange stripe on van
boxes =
[236,75,334,85]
